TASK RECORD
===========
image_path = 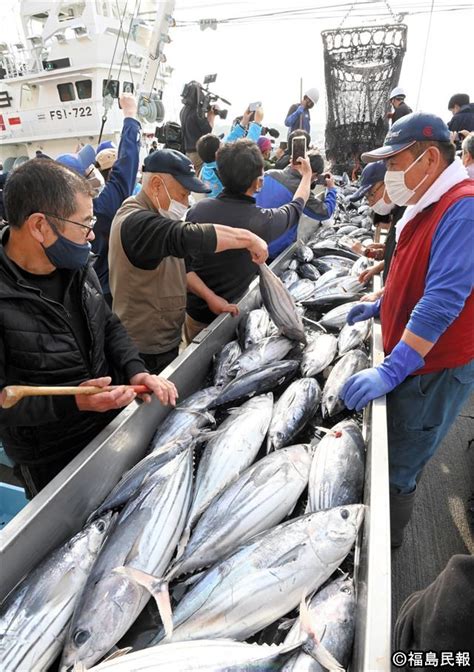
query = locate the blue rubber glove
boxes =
[341,340,425,411]
[346,299,381,326]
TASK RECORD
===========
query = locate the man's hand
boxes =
[294,156,312,177]
[130,372,178,407]
[300,98,308,109]
[364,243,385,261]
[360,289,384,302]
[359,266,379,285]
[120,93,138,119]
[324,173,335,189]
[254,106,264,125]
[75,376,137,412]
[206,108,216,126]
[241,108,252,128]
[247,233,268,264]
[207,294,240,317]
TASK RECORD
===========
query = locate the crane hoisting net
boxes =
[321,24,408,176]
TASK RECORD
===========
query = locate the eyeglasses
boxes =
[42,212,97,233]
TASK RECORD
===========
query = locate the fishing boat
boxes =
[0,0,175,170]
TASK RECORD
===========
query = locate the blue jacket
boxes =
[256,166,337,258]
[92,117,141,294]
[200,121,263,199]
[285,104,311,135]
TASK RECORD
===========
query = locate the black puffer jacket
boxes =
[0,229,146,466]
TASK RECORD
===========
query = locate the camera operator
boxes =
[180,81,218,175]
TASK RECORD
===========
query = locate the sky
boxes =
[1,0,473,138]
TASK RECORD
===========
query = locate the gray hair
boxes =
[462,132,474,160]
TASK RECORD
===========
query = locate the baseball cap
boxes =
[56,144,96,175]
[96,140,116,153]
[143,148,210,193]
[361,113,451,162]
[348,161,387,202]
[96,147,117,171]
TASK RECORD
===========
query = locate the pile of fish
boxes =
[0,196,378,672]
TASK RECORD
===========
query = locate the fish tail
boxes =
[299,595,345,671]
[112,566,173,639]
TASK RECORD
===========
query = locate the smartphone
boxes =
[248,101,262,112]
[291,136,307,163]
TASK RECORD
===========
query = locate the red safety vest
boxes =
[381,180,474,375]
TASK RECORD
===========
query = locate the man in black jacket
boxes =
[447,93,474,148]
[0,159,177,497]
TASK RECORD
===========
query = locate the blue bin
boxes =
[0,483,28,528]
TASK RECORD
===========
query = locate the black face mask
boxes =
[42,219,91,270]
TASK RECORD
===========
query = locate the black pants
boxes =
[139,348,179,375]
[13,454,73,500]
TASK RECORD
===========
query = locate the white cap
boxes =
[390,86,406,100]
[304,87,320,105]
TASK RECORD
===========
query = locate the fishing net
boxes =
[321,24,408,176]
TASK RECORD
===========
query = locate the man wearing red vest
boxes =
[341,113,474,547]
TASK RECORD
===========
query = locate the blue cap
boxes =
[96,140,116,154]
[143,148,210,193]
[349,161,387,202]
[56,144,96,175]
[361,113,451,162]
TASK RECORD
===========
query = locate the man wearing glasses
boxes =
[0,158,178,498]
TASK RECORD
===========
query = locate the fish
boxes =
[229,336,294,377]
[243,308,271,350]
[0,513,113,672]
[300,333,338,377]
[259,264,306,343]
[295,244,314,263]
[288,259,299,271]
[267,379,321,450]
[350,256,371,277]
[152,506,364,644]
[280,269,300,288]
[288,278,319,303]
[282,576,356,672]
[321,349,370,417]
[85,638,307,672]
[149,387,219,455]
[213,340,242,388]
[179,394,274,545]
[313,268,348,292]
[60,448,194,670]
[168,444,313,581]
[308,419,366,512]
[338,319,371,355]
[298,263,321,282]
[302,277,363,308]
[308,242,359,261]
[319,301,360,331]
[336,225,359,236]
[213,360,299,406]
[313,256,355,275]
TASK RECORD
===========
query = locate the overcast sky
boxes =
[1,0,472,135]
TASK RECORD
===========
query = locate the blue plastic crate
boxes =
[0,483,28,528]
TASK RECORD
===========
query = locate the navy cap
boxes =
[56,144,96,175]
[348,161,387,202]
[361,113,451,162]
[143,148,210,193]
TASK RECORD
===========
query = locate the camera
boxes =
[155,121,183,152]
[181,75,231,121]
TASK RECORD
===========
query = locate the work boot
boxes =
[390,489,416,548]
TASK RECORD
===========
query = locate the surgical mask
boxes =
[85,165,105,197]
[155,180,188,221]
[384,150,429,206]
[371,190,395,216]
[42,220,91,270]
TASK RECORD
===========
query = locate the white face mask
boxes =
[155,180,188,221]
[384,150,429,206]
[85,164,105,197]
[371,190,395,215]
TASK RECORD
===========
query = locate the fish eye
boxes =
[74,629,90,646]
[96,520,106,532]
[340,509,349,519]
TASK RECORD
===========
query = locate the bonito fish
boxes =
[267,378,321,450]
[0,513,113,672]
[259,264,306,343]
[321,350,369,417]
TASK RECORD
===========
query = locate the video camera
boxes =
[181,74,231,121]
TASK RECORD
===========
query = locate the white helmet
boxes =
[304,87,319,105]
[390,86,406,100]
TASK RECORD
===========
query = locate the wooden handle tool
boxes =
[1,385,151,409]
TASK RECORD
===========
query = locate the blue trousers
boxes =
[387,359,474,494]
